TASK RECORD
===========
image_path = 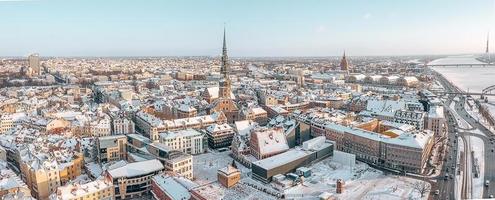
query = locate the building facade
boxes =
[159,129,205,155]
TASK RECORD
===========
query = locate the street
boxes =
[434,69,495,199]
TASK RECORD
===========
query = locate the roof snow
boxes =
[206,87,236,99]
[107,159,163,179]
[152,174,192,200]
[207,123,233,133]
[253,128,289,156]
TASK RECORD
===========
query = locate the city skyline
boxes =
[0,0,494,57]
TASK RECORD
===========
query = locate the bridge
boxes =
[436,85,495,98]
[427,63,493,67]
[481,85,495,100]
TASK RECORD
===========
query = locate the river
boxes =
[429,55,495,93]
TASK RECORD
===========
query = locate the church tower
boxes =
[340,51,350,73]
[210,27,239,123]
[219,27,232,99]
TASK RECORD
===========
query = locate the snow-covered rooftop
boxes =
[107,159,163,179]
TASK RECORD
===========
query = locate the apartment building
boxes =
[205,123,235,149]
[159,129,205,155]
[51,178,114,200]
[97,135,127,163]
[0,113,27,133]
[147,143,193,179]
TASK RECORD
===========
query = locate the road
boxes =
[433,69,495,199]
[433,93,459,200]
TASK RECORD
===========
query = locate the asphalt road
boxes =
[434,69,495,199]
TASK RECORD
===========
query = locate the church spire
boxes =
[340,50,349,71]
[221,26,229,77]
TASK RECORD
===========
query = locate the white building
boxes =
[112,117,135,135]
[426,105,447,137]
[159,129,205,155]
[90,118,111,137]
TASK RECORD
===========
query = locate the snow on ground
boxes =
[470,136,485,199]
[193,151,249,185]
[192,181,278,200]
[284,158,429,200]
[455,137,464,200]
[449,101,472,129]
[465,102,495,135]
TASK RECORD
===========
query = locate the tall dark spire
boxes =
[220,26,229,77]
[488,32,491,64]
[487,32,490,53]
[340,50,349,71]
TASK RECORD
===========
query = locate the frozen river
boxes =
[430,55,495,93]
[428,55,487,66]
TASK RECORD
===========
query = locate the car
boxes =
[492,149,494,152]
[435,190,440,195]
[490,194,494,198]
[486,180,490,187]
[444,174,449,180]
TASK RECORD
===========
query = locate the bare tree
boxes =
[412,180,431,198]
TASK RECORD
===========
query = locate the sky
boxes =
[0,0,494,57]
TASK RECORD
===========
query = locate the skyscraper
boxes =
[28,53,40,76]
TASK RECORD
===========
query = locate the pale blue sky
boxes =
[0,0,494,57]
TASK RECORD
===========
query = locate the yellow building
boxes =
[217,161,240,188]
[52,178,114,200]
[20,150,84,200]
[96,135,127,163]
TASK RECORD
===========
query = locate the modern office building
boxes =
[28,53,41,76]
[105,159,164,200]
[251,137,333,183]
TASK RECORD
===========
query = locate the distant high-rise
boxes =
[340,51,350,72]
[487,32,491,64]
[28,53,40,75]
